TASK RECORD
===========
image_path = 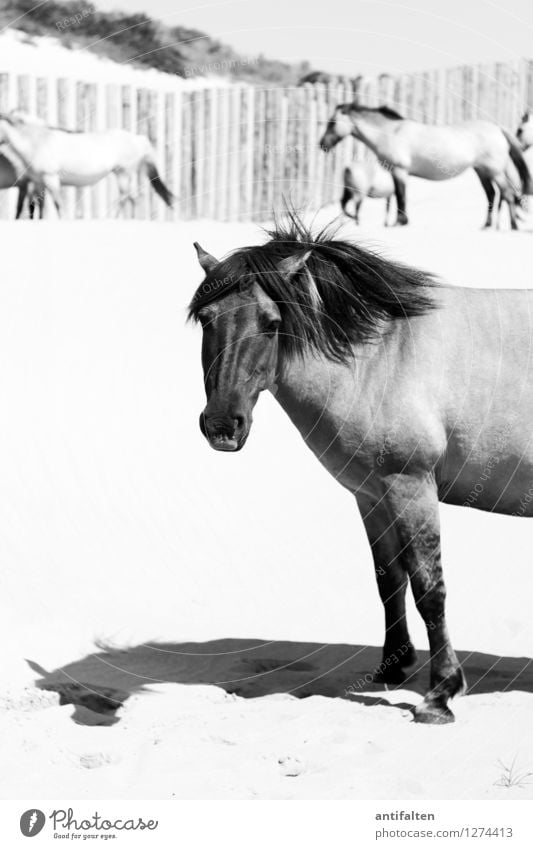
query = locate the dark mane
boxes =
[347,104,404,120]
[189,216,438,361]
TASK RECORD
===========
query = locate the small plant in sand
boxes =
[494,756,533,788]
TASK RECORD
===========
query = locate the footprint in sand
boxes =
[278,756,305,777]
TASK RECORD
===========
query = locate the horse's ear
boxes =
[194,242,218,273]
[277,250,312,279]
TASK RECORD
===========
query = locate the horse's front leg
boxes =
[15,183,27,219]
[380,473,466,724]
[391,168,408,225]
[384,195,391,227]
[474,168,495,228]
[356,493,417,683]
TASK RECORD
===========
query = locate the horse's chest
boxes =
[301,414,426,488]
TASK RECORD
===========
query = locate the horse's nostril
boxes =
[233,415,245,433]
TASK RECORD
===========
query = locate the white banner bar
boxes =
[1,800,532,847]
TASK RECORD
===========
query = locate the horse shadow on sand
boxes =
[26,638,533,727]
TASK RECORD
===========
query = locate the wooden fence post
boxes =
[57,77,76,218]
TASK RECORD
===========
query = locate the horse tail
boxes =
[144,157,174,207]
[502,128,531,195]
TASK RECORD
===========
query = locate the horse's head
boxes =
[319,105,354,151]
[320,104,404,152]
[517,112,533,148]
[190,243,309,452]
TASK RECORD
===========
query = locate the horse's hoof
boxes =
[412,702,455,724]
[395,217,409,226]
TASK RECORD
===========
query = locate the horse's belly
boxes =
[440,456,533,516]
[409,151,471,180]
[60,169,111,187]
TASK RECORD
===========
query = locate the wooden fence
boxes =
[1,58,533,221]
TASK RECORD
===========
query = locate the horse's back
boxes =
[31,128,150,180]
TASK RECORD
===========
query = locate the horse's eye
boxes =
[198,308,213,325]
[263,318,280,336]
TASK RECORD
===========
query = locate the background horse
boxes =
[504,111,533,220]
[0,144,42,218]
[189,215,533,725]
[340,158,395,225]
[0,113,173,217]
[320,104,530,227]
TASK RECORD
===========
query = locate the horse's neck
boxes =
[352,115,396,154]
[272,350,366,440]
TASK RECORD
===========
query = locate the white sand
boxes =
[0,172,532,800]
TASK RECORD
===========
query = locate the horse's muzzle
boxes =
[199,410,248,452]
[319,133,335,152]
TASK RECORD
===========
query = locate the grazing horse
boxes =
[0,112,173,217]
[0,145,43,218]
[320,104,529,228]
[189,215,533,725]
[503,111,533,219]
[516,110,533,150]
[340,159,395,225]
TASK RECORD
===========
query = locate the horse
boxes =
[516,111,533,150]
[0,112,173,217]
[493,113,533,227]
[0,145,43,219]
[189,214,533,725]
[497,150,533,227]
[501,111,533,221]
[340,159,395,225]
[319,104,530,228]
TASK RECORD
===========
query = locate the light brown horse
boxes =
[0,112,173,217]
[0,145,42,218]
[320,104,530,227]
[502,111,533,221]
[341,159,395,225]
[189,216,533,725]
